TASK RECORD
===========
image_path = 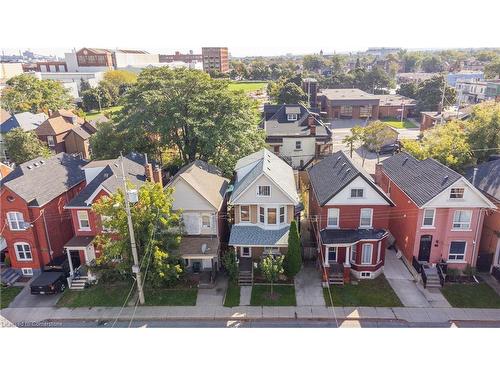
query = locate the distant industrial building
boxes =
[202,47,229,73]
[160,51,202,64]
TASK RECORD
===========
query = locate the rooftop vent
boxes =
[27,165,33,170]
[201,243,208,254]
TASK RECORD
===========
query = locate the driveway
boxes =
[294,263,325,306]
[196,275,227,306]
[9,283,62,308]
[384,249,431,308]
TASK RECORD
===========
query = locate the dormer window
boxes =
[287,113,298,121]
[257,185,271,197]
[450,188,465,199]
[295,141,302,150]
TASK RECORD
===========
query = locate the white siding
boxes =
[171,178,215,211]
[424,179,494,209]
[234,174,295,205]
[326,176,390,205]
[280,137,316,168]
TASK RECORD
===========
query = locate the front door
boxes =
[418,235,432,262]
[70,251,81,269]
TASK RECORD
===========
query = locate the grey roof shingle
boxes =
[381,152,462,207]
[465,159,500,201]
[228,225,290,246]
[308,151,393,206]
[0,112,48,133]
[320,228,387,245]
[1,153,87,206]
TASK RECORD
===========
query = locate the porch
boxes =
[64,235,96,290]
[177,236,220,288]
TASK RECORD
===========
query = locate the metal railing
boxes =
[437,263,446,287]
[412,256,422,273]
[421,266,428,288]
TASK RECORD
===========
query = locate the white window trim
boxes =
[361,243,373,265]
[77,210,91,231]
[287,113,298,121]
[241,247,252,258]
[240,205,250,223]
[350,245,357,263]
[21,268,33,276]
[256,185,271,197]
[448,241,467,263]
[47,135,55,147]
[452,210,472,231]
[279,205,286,224]
[422,208,436,228]
[327,208,340,228]
[259,206,265,224]
[449,187,465,199]
[360,271,372,279]
[327,246,338,263]
[377,242,381,263]
[14,242,32,261]
[295,141,302,150]
[350,188,364,198]
[257,205,286,227]
[201,214,211,228]
[7,212,26,231]
[359,208,373,229]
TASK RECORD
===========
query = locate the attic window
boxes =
[287,113,298,121]
[450,188,465,199]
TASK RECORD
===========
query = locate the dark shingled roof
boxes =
[1,153,87,206]
[381,152,462,207]
[465,159,500,201]
[229,225,290,246]
[320,228,387,245]
[308,150,393,206]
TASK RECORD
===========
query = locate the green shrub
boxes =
[284,220,301,278]
[222,250,238,282]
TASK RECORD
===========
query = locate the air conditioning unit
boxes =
[127,189,138,203]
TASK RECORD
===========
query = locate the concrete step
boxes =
[1,268,21,285]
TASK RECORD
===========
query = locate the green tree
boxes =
[396,82,418,99]
[421,55,444,73]
[343,125,364,158]
[361,121,397,163]
[222,251,238,283]
[0,74,73,114]
[92,181,183,287]
[303,55,326,72]
[249,59,271,80]
[89,121,127,159]
[259,255,284,297]
[81,86,113,112]
[283,220,302,278]
[402,120,473,172]
[79,78,91,92]
[465,102,500,163]
[484,59,500,79]
[4,128,52,164]
[400,52,421,72]
[277,82,308,105]
[415,75,456,112]
[118,68,265,175]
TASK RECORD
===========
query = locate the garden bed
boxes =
[323,276,402,307]
[441,282,500,308]
[250,285,296,306]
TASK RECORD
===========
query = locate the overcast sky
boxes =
[2,0,499,57]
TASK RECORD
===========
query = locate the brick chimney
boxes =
[144,154,154,182]
[153,167,163,187]
[308,115,316,136]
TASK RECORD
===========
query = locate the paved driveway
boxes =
[295,263,325,306]
[196,276,227,306]
[9,283,62,308]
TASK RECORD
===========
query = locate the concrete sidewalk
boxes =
[2,305,500,326]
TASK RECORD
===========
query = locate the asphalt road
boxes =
[26,319,500,328]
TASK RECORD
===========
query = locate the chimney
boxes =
[472,167,478,186]
[71,116,77,125]
[153,167,163,187]
[308,115,316,136]
[144,153,154,183]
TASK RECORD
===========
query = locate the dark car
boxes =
[30,256,70,295]
[379,142,401,155]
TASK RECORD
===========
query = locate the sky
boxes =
[2,0,499,57]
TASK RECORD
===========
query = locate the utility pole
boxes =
[120,153,145,305]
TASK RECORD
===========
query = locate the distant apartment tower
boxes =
[202,47,229,73]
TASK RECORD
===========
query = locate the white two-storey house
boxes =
[228,149,300,260]
[169,160,229,272]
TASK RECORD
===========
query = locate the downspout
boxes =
[471,208,483,268]
[42,210,53,262]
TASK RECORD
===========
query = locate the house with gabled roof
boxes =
[62,152,162,288]
[262,104,333,169]
[167,160,229,275]
[308,151,394,284]
[0,153,87,280]
[375,152,495,275]
[228,149,300,282]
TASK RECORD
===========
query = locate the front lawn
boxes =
[0,286,23,309]
[84,105,123,121]
[228,81,267,94]
[224,283,240,307]
[323,276,402,307]
[143,287,198,306]
[383,118,418,129]
[441,283,500,308]
[57,282,133,307]
[250,285,296,306]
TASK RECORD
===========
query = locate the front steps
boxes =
[69,276,88,290]
[238,270,253,286]
[1,268,21,285]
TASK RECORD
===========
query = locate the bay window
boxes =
[259,207,265,223]
[279,206,286,224]
[361,243,373,265]
[267,208,277,224]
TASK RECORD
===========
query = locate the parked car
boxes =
[379,142,401,155]
[30,256,70,295]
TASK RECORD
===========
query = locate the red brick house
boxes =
[308,151,394,285]
[0,153,87,278]
[375,152,495,273]
[63,153,161,288]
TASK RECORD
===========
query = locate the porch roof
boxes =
[176,236,219,258]
[320,228,387,245]
[64,235,95,249]
[229,225,289,247]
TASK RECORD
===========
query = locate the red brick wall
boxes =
[479,206,500,257]
[69,189,110,236]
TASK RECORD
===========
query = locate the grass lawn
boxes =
[250,285,296,306]
[143,287,198,306]
[383,117,418,129]
[57,282,133,308]
[228,81,267,94]
[224,283,240,307]
[0,286,23,309]
[84,105,123,121]
[441,283,500,308]
[323,276,402,307]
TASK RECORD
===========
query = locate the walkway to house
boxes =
[482,273,500,297]
[295,263,325,306]
[240,286,252,306]
[196,276,227,306]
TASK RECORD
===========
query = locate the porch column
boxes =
[324,246,329,267]
[66,248,74,277]
[343,246,351,283]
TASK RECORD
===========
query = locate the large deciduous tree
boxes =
[117,68,265,175]
[0,74,73,114]
[4,128,52,164]
[415,75,456,113]
[465,101,500,163]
